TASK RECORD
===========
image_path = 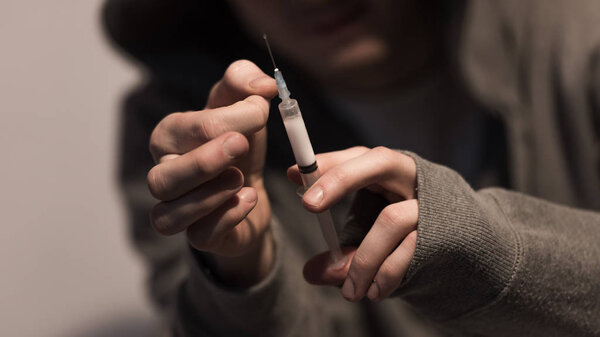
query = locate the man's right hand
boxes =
[147,60,278,286]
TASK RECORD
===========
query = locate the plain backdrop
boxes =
[0,1,159,336]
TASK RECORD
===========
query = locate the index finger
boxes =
[302,147,417,212]
[286,146,370,185]
[206,59,277,109]
[150,95,270,159]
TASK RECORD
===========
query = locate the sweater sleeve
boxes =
[397,153,600,336]
[172,218,327,337]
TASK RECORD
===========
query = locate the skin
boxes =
[289,147,418,301]
[148,0,439,296]
[148,60,278,286]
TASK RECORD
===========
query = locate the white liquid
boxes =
[283,116,315,167]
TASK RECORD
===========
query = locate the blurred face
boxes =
[226,0,431,93]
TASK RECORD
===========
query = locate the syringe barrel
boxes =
[278,99,316,168]
[300,168,345,264]
[278,98,301,119]
[300,168,320,188]
[279,99,345,265]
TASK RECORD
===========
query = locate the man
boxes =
[104,0,600,336]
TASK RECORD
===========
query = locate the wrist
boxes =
[205,229,275,288]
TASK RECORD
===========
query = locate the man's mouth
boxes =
[292,0,369,36]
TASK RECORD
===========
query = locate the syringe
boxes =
[263,34,345,265]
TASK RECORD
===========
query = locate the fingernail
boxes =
[249,75,274,89]
[223,134,246,159]
[328,255,349,270]
[304,186,323,206]
[238,188,257,203]
[367,282,379,301]
[341,277,355,300]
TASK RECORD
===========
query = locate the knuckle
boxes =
[148,128,162,157]
[162,112,184,131]
[149,112,185,156]
[371,146,391,156]
[148,138,161,161]
[371,146,397,165]
[195,114,222,140]
[223,61,241,82]
[223,59,255,86]
[147,166,170,200]
[378,204,406,228]
[353,145,370,153]
[228,59,255,73]
[220,71,238,94]
[350,251,372,274]
[149,114,175,155]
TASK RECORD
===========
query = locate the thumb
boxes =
[303,247,357,286]
[206,59,277,109]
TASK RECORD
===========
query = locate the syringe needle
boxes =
[262,33,278,70]
[263,33,346,267]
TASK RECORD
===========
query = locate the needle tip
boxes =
[262,33,278,69]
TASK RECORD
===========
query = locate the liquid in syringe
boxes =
[282,115,315,168]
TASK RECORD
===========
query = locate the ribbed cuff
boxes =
[398,152,519,321]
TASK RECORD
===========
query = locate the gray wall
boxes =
[0,1,158,336]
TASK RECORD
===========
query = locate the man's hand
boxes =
[147,60,278,286]
[288,147,419,302]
